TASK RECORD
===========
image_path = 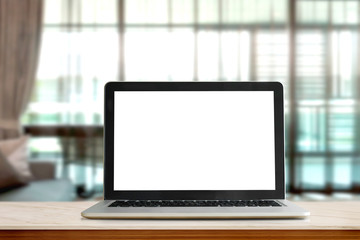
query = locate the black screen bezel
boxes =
[104,82,284,200]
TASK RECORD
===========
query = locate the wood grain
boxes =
[0,201,360,239]
[1,201,360,230]
[0,230,359,240]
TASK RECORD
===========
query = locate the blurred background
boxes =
[1,0,360,201]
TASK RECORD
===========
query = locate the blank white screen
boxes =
[114,91,275,190]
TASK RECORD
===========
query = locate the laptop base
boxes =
[81,200,309,219]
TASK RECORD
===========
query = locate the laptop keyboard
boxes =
[108,200,282,208]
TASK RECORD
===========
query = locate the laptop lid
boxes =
[104,82,284,200]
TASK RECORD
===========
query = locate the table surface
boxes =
[0,201,359,230]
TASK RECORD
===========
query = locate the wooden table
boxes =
[0,201,359,240]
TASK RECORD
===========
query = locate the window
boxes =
[294,0,360,191]
[24,0,360,194]
[24,0,118,125]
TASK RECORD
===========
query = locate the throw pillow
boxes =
[0,149,23,190]
[0,136,33,185]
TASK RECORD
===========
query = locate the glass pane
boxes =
[297,1,329,24]
[314,1,329,24]
[222,0,287,24]
[302,157,326,189]
[333,157,352,189]
[296,31,326,100]
[331,31,356,98]
[44,0,117,24]
[124,29,172,81]
[220,32,241,81]
[43,0,62,24]
[345,1,359,24]
[24,29,117,125]
[328,107,355,152]
[197,31,219,81]
[297,106,326,152]
[169,30,195,81]
[330,1,359,25]
[125,29,195,81]
[273,0,287,23]
[172,0,194,23]
[257,31,288,96]
[80,0,117,24]
[297,1,314,23]
[222,0,242,23]
[332,1,346,25]
[254,0,272,23]
[198,0,219,23]
[353,157,360,185]
[126,0,169,24]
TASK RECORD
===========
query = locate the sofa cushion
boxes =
[0,179,75,201]
[0,136,33,189]
[0,150,22,189]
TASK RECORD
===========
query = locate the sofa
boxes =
[0,161,75,201]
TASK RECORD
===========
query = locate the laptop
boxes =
[82,82,309,219]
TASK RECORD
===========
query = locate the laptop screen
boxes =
[113,91,275,191]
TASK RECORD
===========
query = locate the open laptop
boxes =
[82,82,309,219]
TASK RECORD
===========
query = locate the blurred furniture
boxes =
[0,201,359,239]
[0,161,74,201]
[25,125,103,196]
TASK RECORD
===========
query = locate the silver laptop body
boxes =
[82,82,309,219]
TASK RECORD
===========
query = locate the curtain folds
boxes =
[0,0,43,140]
